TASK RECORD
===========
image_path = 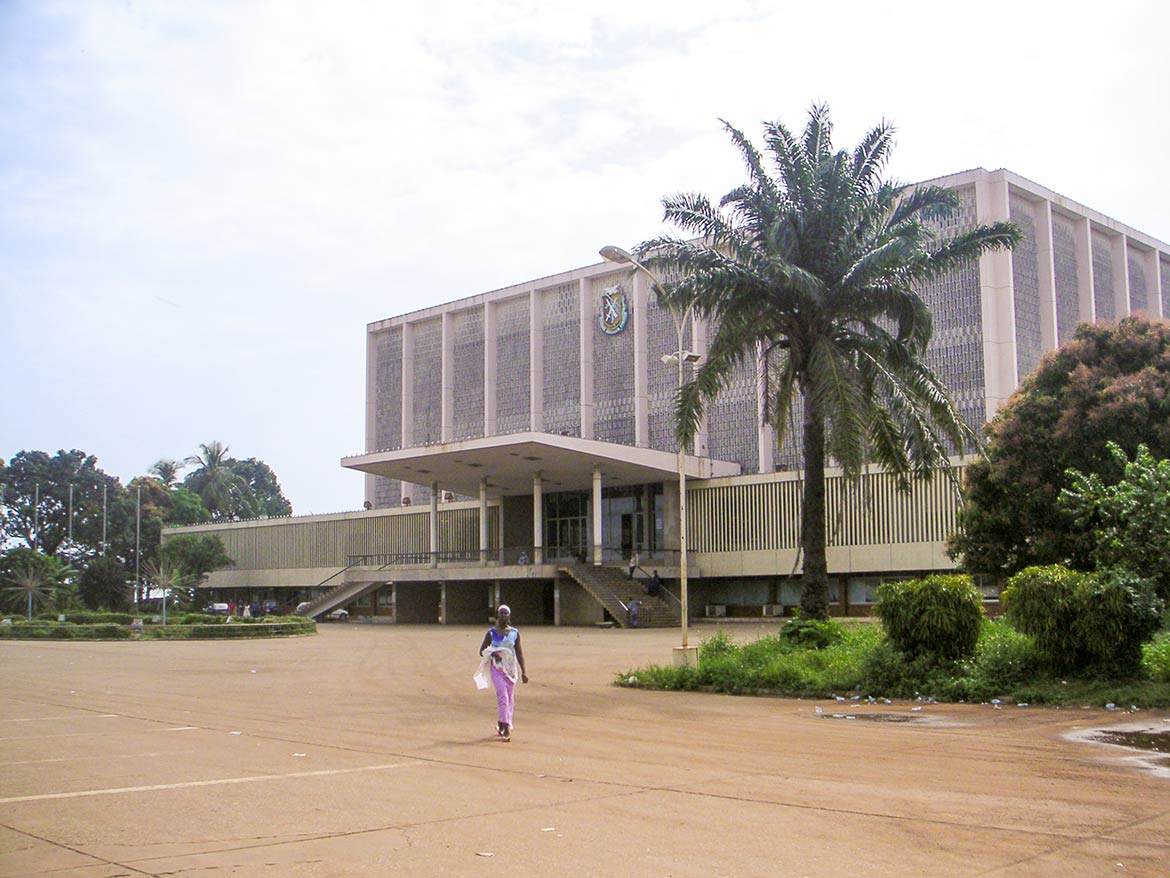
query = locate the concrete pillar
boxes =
[430,481,439,568]
[757,341,774,473]
[975,173,1018,420]
[592,465,603,565]
[439,582,447,624]
[400,323,416,505]
[1113,234,1131,317]
[554,582,561,626]
[1146,248,1165,319]
[1075,216,1095,323]
[533,471,544,565]
[579,278,594,439]
[692,315,710,458]
[530,289,544,431]
[633,270,649,447]
[479,477,489,566]
[1035,200,1059,354]
[391,582,397,624]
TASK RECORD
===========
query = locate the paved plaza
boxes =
[2,623,1169,877]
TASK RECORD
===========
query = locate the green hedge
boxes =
[1003,565,1164,676]
[0,619,315,640]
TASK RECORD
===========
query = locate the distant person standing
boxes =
[628,551,639,579]
[476,605,528,740]
[646,570,661,598]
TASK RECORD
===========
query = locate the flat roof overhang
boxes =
[341,432,741,497]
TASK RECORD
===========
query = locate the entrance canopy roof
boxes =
[342,432,741,498]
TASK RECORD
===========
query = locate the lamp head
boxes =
[599,245,634,265]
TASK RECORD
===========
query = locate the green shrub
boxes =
[874,575,984,660]
[1141,632,1170,683]
[779,613,844,649]
[1002,565,1083,670]
[698,630,736,662]
[970,619,1037,690]
[1004,565,1163,677]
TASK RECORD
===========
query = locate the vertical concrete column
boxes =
[975,173,1018,420]
[400,323,416,505]
[441,311,455,442]
[1146,248,1165,319]
[439,582,447,624]
[430,480,439,569]
[364,327,379,506]
[579,278,595,439]
[1035,200,1059,354]
[532,471,544,565]
[484,301,498,436]
[1112,234,1131,317]
[1075,216,1095,323]
[632,270,649,447]
[530,289,544,431]
[553,583,561,627]
[757,341,775,473]
[692,315,710,458]
[479,477,489,566]
[592,465,603,566]
[492,581,501,613]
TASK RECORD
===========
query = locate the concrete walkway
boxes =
[2,623,1168,877]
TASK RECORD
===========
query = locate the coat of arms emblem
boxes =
[599,284,629,335]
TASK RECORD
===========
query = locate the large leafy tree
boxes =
[0,450,133,560]
[228,458,293,518]
[636,105,1020,618]
[952,318,1170,579]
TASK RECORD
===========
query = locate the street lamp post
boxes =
[600,245,699,665]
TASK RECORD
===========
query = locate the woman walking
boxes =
[477,605,528,740]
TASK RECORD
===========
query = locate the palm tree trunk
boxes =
[800,393,831,620]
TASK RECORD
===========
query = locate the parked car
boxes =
[325,608,349,621]
[204,603,230,616]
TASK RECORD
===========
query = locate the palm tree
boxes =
[149,459,183,487]
[142,561,191,624]
[5,564,52,620]
[184,441,246,519]
[636,105,1021,619]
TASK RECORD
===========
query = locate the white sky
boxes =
[2,0,1168,515]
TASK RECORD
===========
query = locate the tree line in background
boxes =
[0,441,289,616]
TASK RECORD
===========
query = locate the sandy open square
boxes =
[2,623,1168,877]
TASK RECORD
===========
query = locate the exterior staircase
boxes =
[295,578,382,620]
[557,563,680,628]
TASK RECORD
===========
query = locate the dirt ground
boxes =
[2,622,1168,877]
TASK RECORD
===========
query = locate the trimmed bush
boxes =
[1144,633,1170,683]
[874,575,985,661]
[1001,565,1083,670]
[1004,564,1164,677]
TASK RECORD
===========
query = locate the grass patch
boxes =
[616,618,1170,708]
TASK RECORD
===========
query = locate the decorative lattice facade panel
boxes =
[590,276,636,445]
[707,354,758,473]
[1010,194,1042,381]
[541,283,581,436]
[410,319,442,447]
[1091,230,1115,321]
[495,297,531,435]
[1128,249,1148,314]
[452,307,485,441]
[1051,213,1082,345]
[916,185,986,437]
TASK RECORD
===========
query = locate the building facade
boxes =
[168,168,1170,624]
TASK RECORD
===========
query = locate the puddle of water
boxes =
[1090,730,1170,753]
[816,712,922,723]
